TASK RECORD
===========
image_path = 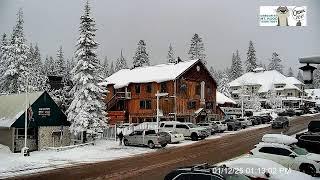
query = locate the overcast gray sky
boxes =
[0,0,319,74]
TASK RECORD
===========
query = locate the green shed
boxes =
[0,91,71,152]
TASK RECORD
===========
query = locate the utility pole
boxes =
[22,76,29,156]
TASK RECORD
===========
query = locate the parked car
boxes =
[272,116,289,129]
[237,117,252,128]
[160,121,209,141]
[296,121,320,154]
[221,157,313,180]
[260,114,272,123]
[123,129,170,149]
[286,109,296,117]
[249,116,262,125]
[224,119,241,131]
[295,109,304,116]
[310,108,318,114]
[164,163,250,180]
[197,122,219,135]
[212,121,227,133]
[165,131,184,144]
[250,142,320,176]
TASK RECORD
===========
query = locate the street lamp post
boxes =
[299,56,320,84]
[155,91,168,132]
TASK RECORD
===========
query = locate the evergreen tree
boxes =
[313,65,320,88]
[0,33,9,81]
[267,52,283,73]
[230,50,243,80]
[133,40,149,68]
[109,60,115,75]
[102,56,109,78]
[266,88,282,109]
[67,1,107,135]
[188,33,206,64]
[56,46,65,76]
[167,44,175,63]
[0,8,30,93]
[48,56,55,75]
[245,40,257,72]
[217,71,231,97]
[287,67,294,77]
[115,49,127,72]
[297,71,303,82]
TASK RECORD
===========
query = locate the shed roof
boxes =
[0,91,44,128]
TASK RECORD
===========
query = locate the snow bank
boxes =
[0,144,10,154]
[262,134,298,145]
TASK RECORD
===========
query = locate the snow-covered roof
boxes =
[104,59,200,89]
[229,70,303,93]
[216,91,236,105]
[0,92,44,128]
[305,89,320,105]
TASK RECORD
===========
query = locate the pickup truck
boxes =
[123,129,170,149]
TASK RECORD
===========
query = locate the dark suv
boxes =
[164,163,250,180]
[271,116,289,129]
[296,120,320,154]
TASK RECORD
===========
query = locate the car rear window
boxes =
[164,124,174,128]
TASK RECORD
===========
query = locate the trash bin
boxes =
[21,147,30,156]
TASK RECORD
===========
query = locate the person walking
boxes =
[118,131,124,145]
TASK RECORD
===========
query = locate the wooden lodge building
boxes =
[104,59,218,124]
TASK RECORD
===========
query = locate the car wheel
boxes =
[191,133,198,141]
[124,139,129,146]
[300,164,316,176]
[161,143,167,147]
[148,141,155,149]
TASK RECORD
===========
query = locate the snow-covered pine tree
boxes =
[48,56,55,75]
[267,52,283,73]
[312,65,320,88]
[133,40,149,68]
[115,49,127,72]
[245,93,261,111]
[297,71,303,82]
[266,88,282,109]
[217,71,231,97]
[230,50,243,80]
[167,44,175,63]
[188,33,206,65]
[56,46,65,76]
[0,33,9,83]
[101,56,109,78]
[67,1,107,135]
[245,40,257,72]
[0,8,30,93]
[287,67,294,77]
[109,60,115,75]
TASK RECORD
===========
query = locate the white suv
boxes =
[160,121,209,141]
[250,142,320,176]
[212,121,227,133]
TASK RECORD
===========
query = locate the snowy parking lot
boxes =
[0,123,271,178]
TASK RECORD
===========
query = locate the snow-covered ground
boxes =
[0,123,271,178]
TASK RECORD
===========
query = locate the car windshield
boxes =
[290,145,308,155]
[187,123,198,128]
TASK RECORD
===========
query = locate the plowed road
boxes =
[14,114,320,180]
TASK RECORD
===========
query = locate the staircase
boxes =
[106,92,131,111]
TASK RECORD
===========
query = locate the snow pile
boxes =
[104,60,199,89]
[262,134,298,145]
[229,70,303,93]
[216,91,236,105]
[0,144,10,154]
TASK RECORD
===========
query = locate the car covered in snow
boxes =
[160,121,209,141]
[197,122,219,134]
[165,131,184,144]
[220,157,313,180]
[123,129,170,149]
[250,142,320,176]
[212,121,227,133]
[237,117,252,128]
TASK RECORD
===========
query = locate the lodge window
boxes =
[15,128,36,139]
[287,92,293,96]
[140,100,152,109]
[160,82,167,93]
[195,84,201,95]
[146,83,152,93]
[187,100,196,109]
[180,83,187,94]
[135,85,140,94]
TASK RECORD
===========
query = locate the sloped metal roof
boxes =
[0,91,44,128]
